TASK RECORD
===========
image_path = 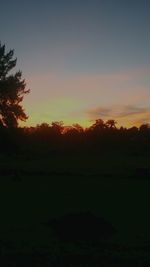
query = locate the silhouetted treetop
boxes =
[0,44,16,78]
[91,119,105,129]
[51,121,64,134]
[106,119,117,129]
[0,42,29,128]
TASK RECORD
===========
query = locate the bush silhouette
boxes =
[45,211,116,243]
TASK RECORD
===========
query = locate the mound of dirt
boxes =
[45,211,116,243]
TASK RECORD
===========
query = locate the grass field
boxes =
[0,151,150,266]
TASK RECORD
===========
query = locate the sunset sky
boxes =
[1,0,150,127]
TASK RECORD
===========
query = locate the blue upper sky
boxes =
[1,0,150,127]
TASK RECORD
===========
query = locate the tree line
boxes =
[0,119,150,155]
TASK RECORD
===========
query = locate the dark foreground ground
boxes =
[0,149,150,266]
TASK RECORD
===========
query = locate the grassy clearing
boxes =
[0,152,150,265]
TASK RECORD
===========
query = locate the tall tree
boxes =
[0,42,29,128]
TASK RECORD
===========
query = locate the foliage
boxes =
[106,119,117,128]
[0,42,29,128]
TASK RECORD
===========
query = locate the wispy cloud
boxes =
[86,105,150,126]
[87,105,148,118]
[86,107,112,118]
[117,106,148,118]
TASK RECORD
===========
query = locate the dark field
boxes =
[0,150,150,266]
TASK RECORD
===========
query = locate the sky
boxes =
[0,0,150,127]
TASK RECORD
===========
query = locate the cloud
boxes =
[118,106,148,118]
[22,67,150,127]
[87,105,149,118]
[86,105,150,126]
[86,107,112,118]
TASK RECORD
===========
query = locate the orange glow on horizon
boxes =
[20,113,150,129]
[20,68,150,129]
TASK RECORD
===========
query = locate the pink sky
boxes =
[21,67,150,128]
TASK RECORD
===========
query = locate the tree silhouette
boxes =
[106,119,117,129]
[139,123,149,132]
[90,119,105,130]
[51,121,64,134]
[0,42,29,128]
[72,123,84,133]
